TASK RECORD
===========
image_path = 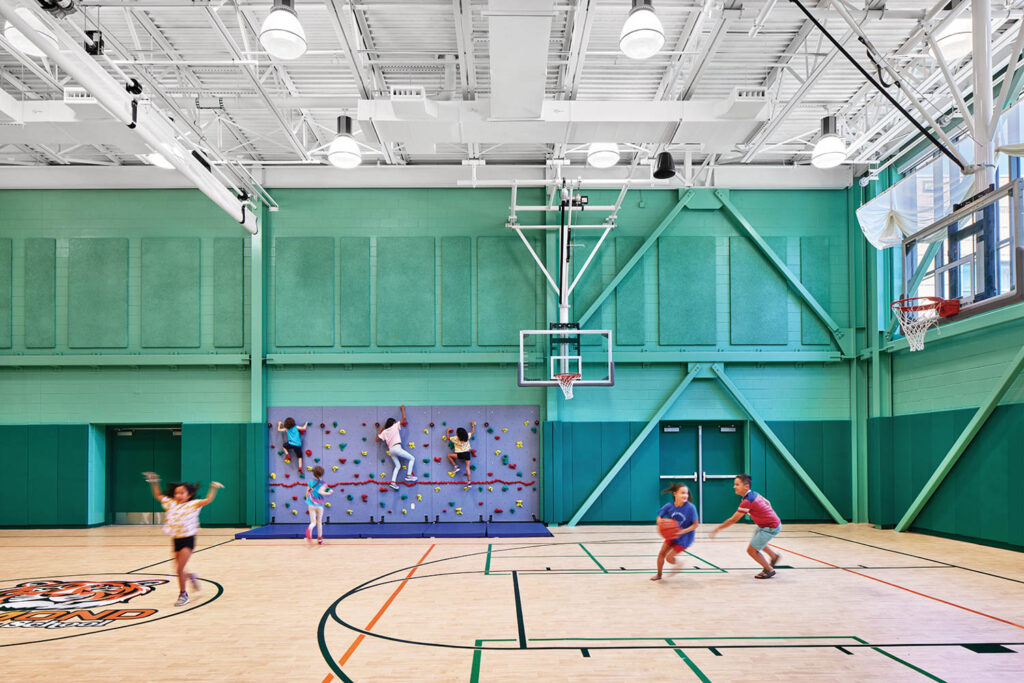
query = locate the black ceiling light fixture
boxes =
[652,151,676,179]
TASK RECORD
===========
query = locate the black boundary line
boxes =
[808,531,1024,585]
[125,538,237,574]
[0,573,223,648]
[512,571,526,649]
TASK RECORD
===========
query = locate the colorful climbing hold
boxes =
[448,501,455,507]
[494,508,503,513]
[434,487,440,492]
[332,465,339,472]
[416,494,422,501]
[401,494,408,500]
[502,427,508,433]
[423,428,429,434]
[455,507,463,515]
[402,509,407,515]
[314,458,321,463]
[516,441,523,448]
[292,509,298,515]
[515,500,523,507]
[305,449,312,456]
[429,422,435,427]
[270,502,276,508]
[524,420,530,426]
[346,494,353,501]
[340,458,347,464]
[325,430,330,434]
[488,486,493,492]
[347,509,353,515]
[270,472,277,480]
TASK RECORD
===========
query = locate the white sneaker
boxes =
[404,475,418,482]
[189,573,200,592]
[388,482,399,490]
[174,593,189,607]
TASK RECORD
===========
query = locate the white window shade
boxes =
[857,141,974,248]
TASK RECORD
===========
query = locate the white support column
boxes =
[974,0,995,193]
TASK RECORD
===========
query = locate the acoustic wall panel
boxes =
[275,237,334,347]
[24,238,55,348]
[376,237,435,346]
[339,238,371,347]
[213,237,244,348]
[141,237,201,348]
[68,238,128,348]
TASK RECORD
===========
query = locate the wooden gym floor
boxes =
[2,524,1023,681]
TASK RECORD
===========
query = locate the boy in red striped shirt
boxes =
[710,474,782,579]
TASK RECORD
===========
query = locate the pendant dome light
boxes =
[619,0,665,60]
[3,7,58,59]
[652,151,676,179]
[587,142,620,169]
[327,116,362,169]
[811,115,847,169]
[259,0,307,61]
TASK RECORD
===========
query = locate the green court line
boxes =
[579,543,608,573]
[850,636,946,682]
[484,543,492,576]
[666,639,712,682]
[684,549,727,572]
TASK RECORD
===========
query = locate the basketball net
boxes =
[891,298,941,352]
[556,372,580,400]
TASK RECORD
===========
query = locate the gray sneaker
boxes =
[174,592,190,607]
[189,573,200,592]
[388,482,399,490]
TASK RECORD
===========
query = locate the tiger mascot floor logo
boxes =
[0,573,220,646]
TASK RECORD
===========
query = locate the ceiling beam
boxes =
[452,0,477,99]
[205,6,310,161]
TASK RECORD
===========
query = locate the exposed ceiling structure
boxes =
[1,0,1023,194]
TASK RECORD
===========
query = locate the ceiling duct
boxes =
[486,0,554,120]
[0,1,257,233]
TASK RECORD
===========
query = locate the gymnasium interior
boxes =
[1,0,1023,680]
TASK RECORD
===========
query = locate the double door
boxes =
[109,428,181,524]
[659,422,744,524]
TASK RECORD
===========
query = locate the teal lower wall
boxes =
[0,425,99,526]
[542,420,852,525]
[0,422,261,527]
[868,403,1024,548]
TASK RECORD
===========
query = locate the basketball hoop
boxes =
[555,372,581,400]
[891,297,959,351]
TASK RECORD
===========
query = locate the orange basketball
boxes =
[657,518,679,540]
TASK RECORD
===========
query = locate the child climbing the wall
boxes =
[305,465,333,545]
[142,472,223,606]
[651,483,699,581]
[445,421,476,481]
[377,404,416,490]
[277,417,310,477]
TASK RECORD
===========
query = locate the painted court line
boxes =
[771,543,1024,630]
[322,543,436,683]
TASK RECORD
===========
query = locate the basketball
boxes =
[657,518,679,540]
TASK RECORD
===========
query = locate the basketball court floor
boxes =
[3,523,1023,681]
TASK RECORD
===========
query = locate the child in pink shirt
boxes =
[377,404,417,490]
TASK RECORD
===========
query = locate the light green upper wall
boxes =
[892,312,1024,415]
[0,187,852,424]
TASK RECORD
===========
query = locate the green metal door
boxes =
[658,423,700,514]
[700,423,745,525]
[109,428,181,524]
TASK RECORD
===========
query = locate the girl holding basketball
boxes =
[651,483,699,581]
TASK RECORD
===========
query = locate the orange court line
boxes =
[771,543,1024,630]
[322,543,436,683]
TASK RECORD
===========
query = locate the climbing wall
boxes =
[266,405,540,523]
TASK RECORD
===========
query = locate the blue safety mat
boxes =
[486,522,553,538]
[233,521,550,540]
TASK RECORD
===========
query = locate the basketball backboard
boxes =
[518,325,614,387]
[900,179,1024,319]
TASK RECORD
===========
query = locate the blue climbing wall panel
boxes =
[266,405,540,524]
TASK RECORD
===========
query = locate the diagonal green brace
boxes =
[578,189,694,327]
[895,339,1024,531]
[711,364,847,524]
[567,364,702,526]
[884,240,942,341]
[715,190,845,351]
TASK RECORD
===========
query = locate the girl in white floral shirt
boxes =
[143,472,223,606]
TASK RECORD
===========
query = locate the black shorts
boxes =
[456,451,471,461]
[284,443,303,459]
[173,536,196,552]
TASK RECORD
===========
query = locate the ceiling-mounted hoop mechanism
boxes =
[238,190,252,228]
[125,79,143,129]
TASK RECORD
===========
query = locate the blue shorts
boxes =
[750,525,780,551]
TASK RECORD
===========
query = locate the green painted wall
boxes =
[544,419,852,525]
[0,186,855,527]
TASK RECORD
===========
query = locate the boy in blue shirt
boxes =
[651,483,699,581]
